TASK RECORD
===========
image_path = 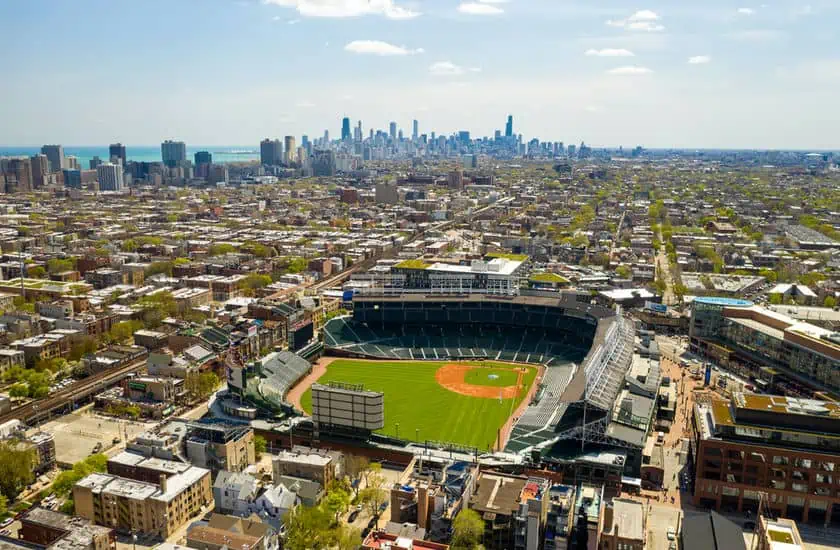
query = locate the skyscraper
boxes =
[41,144,64,172]
[412,120,418,141]
[260,139,283,166]
[30,154,49,188]
[505,115,513,138]
[194,151,212,178]
[341,117,351,141]
[389,122,397,141]
[89,156,103,170]
[284,136,296,164]
[109,143,127,165]
[161,140,186,168]
[10,158,33,191]
[63,169,82,189]
[97,162,124,191]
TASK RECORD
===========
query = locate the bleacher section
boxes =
[252,350,312,409]
[503,316,635,454]
[324,317,590,366]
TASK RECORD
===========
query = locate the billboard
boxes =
[247,324,258,338]
[645,301,668,313]
[704,364,712,386]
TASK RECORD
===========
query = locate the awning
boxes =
[621,476,642,487]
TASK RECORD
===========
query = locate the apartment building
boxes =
[73,466,212,538]
[184,421,255,474]
[690,297,840,393]
[693,392,840,526]
[272,446,342,487]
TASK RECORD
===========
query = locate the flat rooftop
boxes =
[611,498,645,541]
[470,473,527,516]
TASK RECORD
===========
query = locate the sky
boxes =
[0,0,837,150]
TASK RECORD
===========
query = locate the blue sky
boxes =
[0,0,837,149]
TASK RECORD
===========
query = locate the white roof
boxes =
[599,288,655,300]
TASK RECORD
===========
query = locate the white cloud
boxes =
[607,66,653,75]
[272,15,282,20]
[585,48,634,57]
[606,10,664,31]
[344,40,424,56]
[458,2,504,15]
[688,55,711,64]
[737,7,755,15]
[296,100,316,108]
[429,61,481,76]
[288,18,301,24]
[263,0,420,20]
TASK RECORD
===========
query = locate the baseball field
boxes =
[298,359,539,450]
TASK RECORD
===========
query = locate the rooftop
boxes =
[187,525,260,550]
[761,517,803,550]
[694,296,754,307]
[470,472,527,516]
[362,531,450,550]
[608,498,645,542]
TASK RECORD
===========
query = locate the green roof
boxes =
[394,259,432,270]
[485,252,529,262]
[529,272,569,284]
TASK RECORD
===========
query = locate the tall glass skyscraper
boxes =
[341,117,351,141]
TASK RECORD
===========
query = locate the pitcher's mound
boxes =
[435,364,523,399]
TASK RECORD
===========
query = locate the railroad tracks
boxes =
[0,358,147,426]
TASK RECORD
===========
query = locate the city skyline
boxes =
[1,0,839,149]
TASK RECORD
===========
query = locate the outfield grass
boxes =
[463,368,521,388]
[300,360,537,450]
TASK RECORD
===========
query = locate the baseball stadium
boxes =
[272,288,637,459]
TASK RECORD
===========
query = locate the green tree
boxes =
[0,494,7,517]
[105,320,143,344]
[451,508,485,550]
[239,273,273,296]
[27,266,46,279]
[139,291,177,328]
[8,383,28,399]
[358,464,387,519]
[254,435,267,459]
[322,479,352,523]
[769,293,783,305]
[121,239,137,252]
[615,265,632,279]
[283,505,338,550]
[208,243,236,256]
[185,371,220,401]
[0,441,36,500]
[68,337,97,362]
[52,454,107,497]
[759,269,778,284]
[145,261,173,277]
[47,258,75,274]
[824,296,837,308]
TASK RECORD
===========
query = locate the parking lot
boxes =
[29,407,153,465]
